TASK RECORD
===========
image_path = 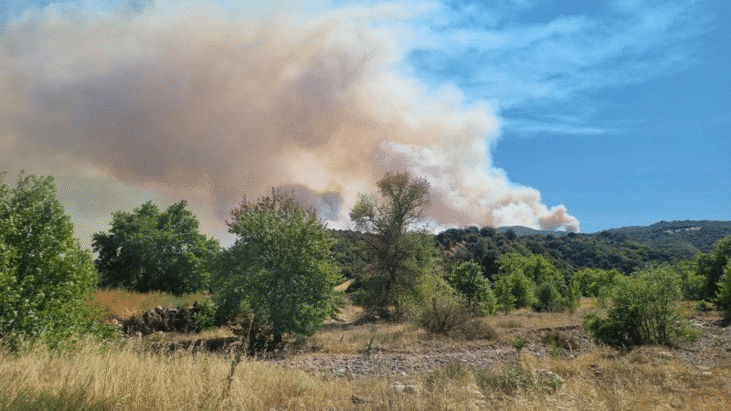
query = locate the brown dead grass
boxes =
[2,338,729,411]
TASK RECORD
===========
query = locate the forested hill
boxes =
[328,220,731,280]
[602,220,731,257]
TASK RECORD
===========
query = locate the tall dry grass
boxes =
[2,338,730,411]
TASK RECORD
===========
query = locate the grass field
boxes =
[2,291,730,410]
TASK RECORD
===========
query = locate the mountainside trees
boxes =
[93,201,220,295]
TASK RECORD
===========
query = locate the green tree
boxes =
[583,265,695,347]
[448,261,496,315]
[349,171,431,313]
[573,268,621,299]
[214,190,341,342]
[0,172,108,348]
[93,200,221,295]
[715,261,731,318]
[493,253,537,313]
[696,235,731,299]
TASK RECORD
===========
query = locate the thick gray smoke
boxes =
[0,1,579,248]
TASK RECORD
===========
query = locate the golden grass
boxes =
[91,289,208,322]
[2,339,730,411]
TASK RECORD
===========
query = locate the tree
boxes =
[349,171,431,312]
[93,201,221,295]
[0,172,108,347]
[715,260,731,318]
[448,261,496,315]
[493,252,577,313]
[214,189,341,342]
[696,235,731,300]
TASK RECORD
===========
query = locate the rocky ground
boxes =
[118,304,731,380]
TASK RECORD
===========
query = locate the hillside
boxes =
[329,220,731,279]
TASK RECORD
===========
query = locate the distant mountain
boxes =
[603,220,731,257]
[495,226,570,237]
[328,220,731,280]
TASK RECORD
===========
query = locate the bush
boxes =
[0,173,114,349]
[448,261,496,315]
[192,298,217,331]
[714,260,731,319]
[583,265,696,347]
[400,274,474,336]
[214,189,341,343]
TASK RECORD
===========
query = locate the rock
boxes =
[696,365,711,371]
[391,381,405,392]
[351,395,370,404]
[658,351,673,358]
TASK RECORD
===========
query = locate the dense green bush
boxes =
[583,265,697,347]
[214,190,341,343]
[696,235,731,300]
[493,253,577,313]
[93,201,221,295]
[572,268,621,298]
[448,261,496,315]
[400,273,473,336]
[714,260,731,319]
[0,173,114,349]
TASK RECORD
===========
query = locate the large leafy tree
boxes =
[349,171,431,312]
[93,201,221,295]
[0,173,104,346]
[214,190,341,342]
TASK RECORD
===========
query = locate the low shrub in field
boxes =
[583,265,698,347]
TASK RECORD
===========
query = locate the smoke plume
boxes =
[0,1,579,248]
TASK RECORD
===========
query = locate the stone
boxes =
[658,351,673,358]
[351,395,370,404]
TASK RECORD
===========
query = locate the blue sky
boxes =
[1,0,729,240]
[395,0,731,231]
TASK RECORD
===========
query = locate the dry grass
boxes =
[310,322,426,354]
[2,339,730,411]
[91,289,209,322]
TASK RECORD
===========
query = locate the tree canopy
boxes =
[93,200,220,295]
[214,189,341,341]
[349,172,431,311]
[0,173,105,347]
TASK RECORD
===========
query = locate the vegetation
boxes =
[0,173,112,348]
[214,189,341,342]
[93,201,221,295]
[583,264,697,347]
[696,234,731,300]
[715,260,731,318]
[349,171,432,315]
[493,253,578,313]
[448,261,496,315]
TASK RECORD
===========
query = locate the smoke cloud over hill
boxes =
[0,1,579,247]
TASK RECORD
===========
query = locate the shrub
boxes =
[192,297,217,331]
[448,261,496,315]
[583,265,696,347]
[213,189,341,343]
[714,260,731,319]
[0,173,114,349]
[400,274,473,336]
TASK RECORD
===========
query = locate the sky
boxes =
[1,0,729,249]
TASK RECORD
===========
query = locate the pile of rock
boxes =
[115,304,203,337]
